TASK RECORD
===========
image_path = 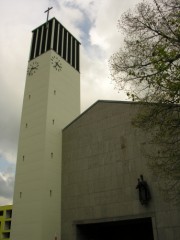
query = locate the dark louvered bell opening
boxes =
[29,18,80,71]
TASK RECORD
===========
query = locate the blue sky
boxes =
[0,0,147,205]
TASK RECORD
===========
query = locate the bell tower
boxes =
[11,16,80,240]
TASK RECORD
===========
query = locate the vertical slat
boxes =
[51,19,55,49]
[47,20,53,50]
[34,29,39,59]
[70,35,72,65]
[72,37,75,68]
[61,27,64,57]
[58,24,63,56]
[67,33,71,64]
[35,28,42,58]
[53,20,58,52]
[56,23,60,53]
[76,41,79,71]
[45,27,49,53]
[74,39,77,70]
[29,31,36,60]
[39,26,44,55]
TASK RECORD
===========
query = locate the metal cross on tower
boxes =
[44,7,53,25]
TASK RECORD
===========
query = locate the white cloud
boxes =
[0,150,16,164]
[49,0,61,10]
[0,171,14,201]
[61,0,100,21]
[0,197,13,206]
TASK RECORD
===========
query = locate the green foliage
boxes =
[109,0,180,202]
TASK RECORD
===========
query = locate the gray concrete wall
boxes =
[61,101,180,240]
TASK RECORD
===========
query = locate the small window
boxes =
[23,155,25,161]
[0,211,3,216]
[4,221,11,230]
[52,119,55,125]
[51,152,53,159]
[54,90,56,95]
[29,94,31,99]
[20,192,22,198]
[2,232,10,239]
[25,123,28,128]
[5,210,12,219]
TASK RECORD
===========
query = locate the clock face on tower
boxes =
[51,56,62,72]
[27,61,39,76]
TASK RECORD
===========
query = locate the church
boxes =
[10,15,180,240]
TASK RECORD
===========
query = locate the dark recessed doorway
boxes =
[76,217,154,240]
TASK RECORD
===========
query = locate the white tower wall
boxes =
[11,18,80,240]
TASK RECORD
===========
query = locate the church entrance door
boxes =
[76,217,154,240]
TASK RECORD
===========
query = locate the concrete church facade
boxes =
[11,17,180,240]
[61,101,180,240]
